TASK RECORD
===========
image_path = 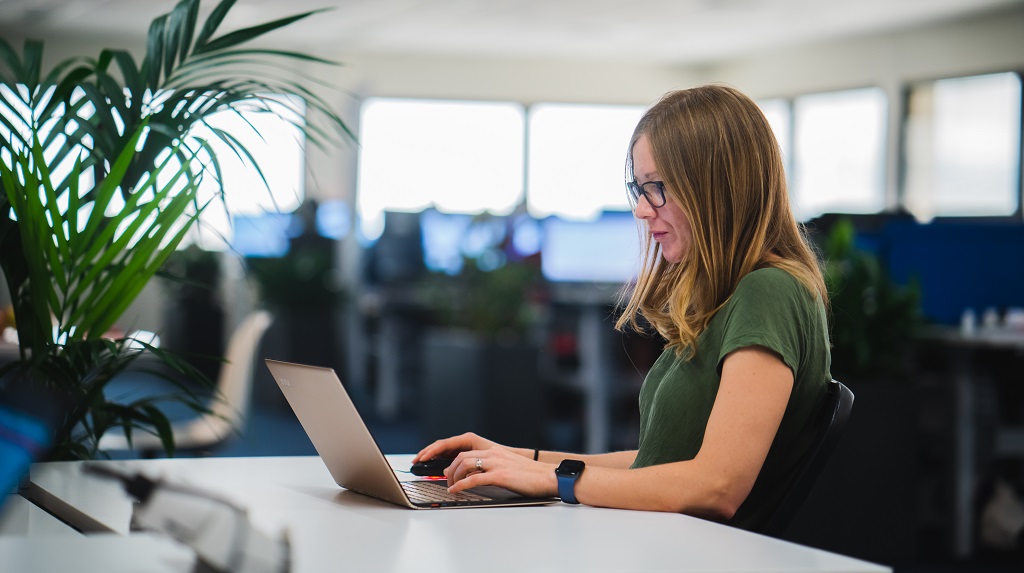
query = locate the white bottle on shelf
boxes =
[960,308,977,336]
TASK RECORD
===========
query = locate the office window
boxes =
[0,87,306,251]
[358,98,525,240]
[0,84,96,197]
[903,72,1022,220]
[527,103,644,220]
[791,87,887,220]
[757,98,792,177]
[189,95,307,250]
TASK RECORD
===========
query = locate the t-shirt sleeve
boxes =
[715,269,811,376]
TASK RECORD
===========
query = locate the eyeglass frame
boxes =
[626,179,668,210]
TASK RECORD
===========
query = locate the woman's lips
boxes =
[652,231,667,241]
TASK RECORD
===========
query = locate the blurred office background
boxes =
[2,0,1024,570]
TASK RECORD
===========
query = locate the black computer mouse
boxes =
[410,457,455,477]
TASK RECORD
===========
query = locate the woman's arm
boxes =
[414,436,636,470]
[569,346,793,519]
[444,346,792,520]
[503,447,636,469]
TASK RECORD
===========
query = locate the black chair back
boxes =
[761,379,855,537]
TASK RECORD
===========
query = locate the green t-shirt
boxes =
[631,267,831,531]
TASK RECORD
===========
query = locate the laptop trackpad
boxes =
[467,486,523,500]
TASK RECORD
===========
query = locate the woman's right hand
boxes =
[412,432,501,464]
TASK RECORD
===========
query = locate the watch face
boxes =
[556,459,585,477]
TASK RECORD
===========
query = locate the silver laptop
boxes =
[265,359,556,509]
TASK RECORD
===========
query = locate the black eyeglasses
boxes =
[626,180,667,209]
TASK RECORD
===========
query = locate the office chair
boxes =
[100,310,274,456]
[760,378,855,537]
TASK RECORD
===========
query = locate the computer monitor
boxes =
[420,210,517,275]
[540,212,641,284]
[230,213,295,258]
[315,200,351,241]
[365,211,426,284]
[420,210,474,275]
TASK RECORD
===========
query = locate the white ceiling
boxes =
[1,0,1022,65]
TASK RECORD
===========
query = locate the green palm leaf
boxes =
[196,10,325,55]
[0,0,352,460]
[193,0,236,51]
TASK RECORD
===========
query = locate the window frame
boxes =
[789,84,891,221]
[353,73,1024,236]
[898,70,1024,223]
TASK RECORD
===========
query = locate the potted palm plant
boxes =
[0,0,351,459]
[821,218,922,380]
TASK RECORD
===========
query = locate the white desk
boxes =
[0,494,80,537]
[0,492,195,572]
[23,455,891,573]
[0,532,195,573]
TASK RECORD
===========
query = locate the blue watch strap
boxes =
[557,473,580,504]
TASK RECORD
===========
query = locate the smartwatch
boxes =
[555,459,585,504]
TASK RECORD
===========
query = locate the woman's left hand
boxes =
[445,447,558,498]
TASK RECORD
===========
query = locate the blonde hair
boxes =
[616,85,827,356]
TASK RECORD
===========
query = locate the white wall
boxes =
[706,6,1024,99]
[335,53,694,106]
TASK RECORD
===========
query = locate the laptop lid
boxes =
[264,359,553,509]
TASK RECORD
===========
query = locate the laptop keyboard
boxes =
[402,480,489,503]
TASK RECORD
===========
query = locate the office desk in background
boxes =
[919,325,1024,559]
[18,455,891,573]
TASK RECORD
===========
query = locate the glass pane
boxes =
[190,95,307,251]
[0,85,96,220]
[358,98,525,240]
[527,103,644,220]
[0,87,302,251]
[757,98,792,177]
[904,72,1021,220]
[792,87,888,220]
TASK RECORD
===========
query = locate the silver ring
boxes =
[475,458,483,472]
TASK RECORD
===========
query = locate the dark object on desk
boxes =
[410,458,455,477]
[0,383,73,503]
[760,379,855,537]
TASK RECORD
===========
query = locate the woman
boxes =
[413,84,831,531]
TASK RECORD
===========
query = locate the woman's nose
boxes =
[633,195,656,219]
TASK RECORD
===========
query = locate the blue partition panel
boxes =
[882,221,1024,325]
